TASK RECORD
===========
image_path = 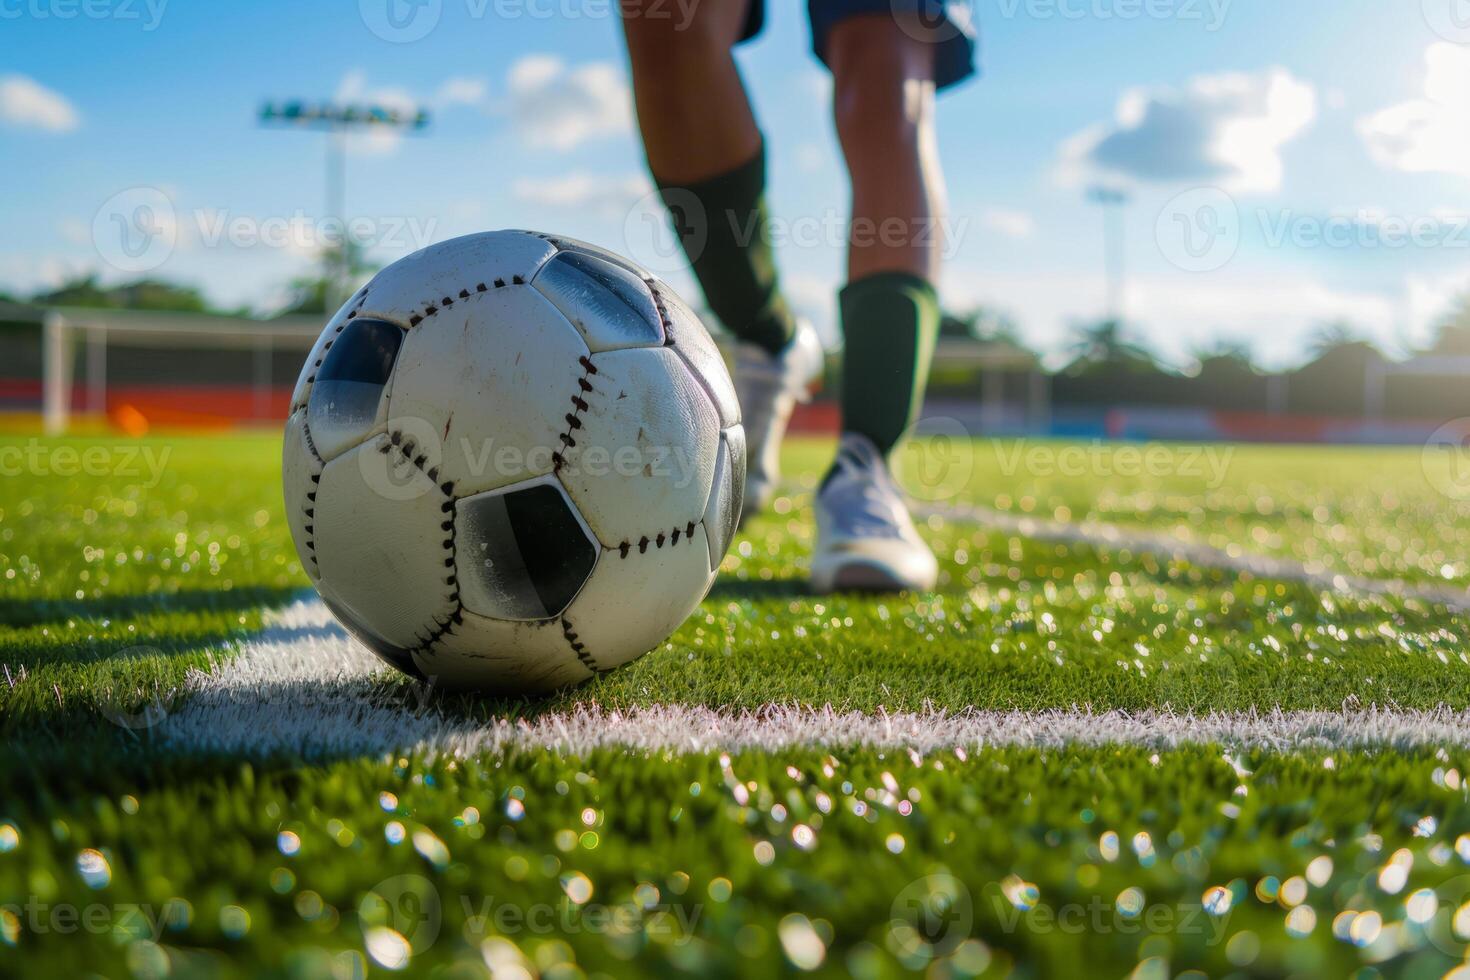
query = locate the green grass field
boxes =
[5,432,1470,977]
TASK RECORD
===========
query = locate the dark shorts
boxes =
[741,0,978,91]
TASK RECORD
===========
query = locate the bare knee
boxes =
[829,16,936,153]
[621,0,747,80]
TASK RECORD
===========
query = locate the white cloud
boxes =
[1359,43,1470,179]
[511,172,650,217]
[981,208,1035,239]
[0,74,79,132]
[506,55,631,152]
[1059,69,1316,194]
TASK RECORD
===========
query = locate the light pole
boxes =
[260,101,430,310]
[1087,185,1129,324]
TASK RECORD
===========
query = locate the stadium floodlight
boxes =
[260,101,431,308]
[1087,185,1130,324]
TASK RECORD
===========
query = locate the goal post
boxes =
[33,308,324,434]
[42,311,72,435]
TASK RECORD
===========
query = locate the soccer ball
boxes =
[282,231,743,693]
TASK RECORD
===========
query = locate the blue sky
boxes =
[4,0,1470,367]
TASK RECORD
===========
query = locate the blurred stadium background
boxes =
[9,269,1470,444]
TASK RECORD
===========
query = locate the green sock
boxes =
[655,144,796,356]
[838,271,940,457]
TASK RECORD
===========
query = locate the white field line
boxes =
[150,598,1470,759]
[914,498,1470,613]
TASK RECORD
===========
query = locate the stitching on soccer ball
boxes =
[293,288,369,414]
[405,277,517,328]
[552,356,599,472]
[377,429,464,655]
[616,521,699,559]
[559,617,608,675]
[296,414,325,576]
[644,279,674,347]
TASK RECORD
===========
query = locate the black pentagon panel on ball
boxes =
[531,250,665,352]
[455,480,599,621]
[306,317,405,460]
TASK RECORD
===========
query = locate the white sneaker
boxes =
[811,433,939,593]
[734,319,824,522]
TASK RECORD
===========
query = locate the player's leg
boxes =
[621,0,823,522]
[621,0,758,188]
[811,7,972,593]
[832,15,944,452]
